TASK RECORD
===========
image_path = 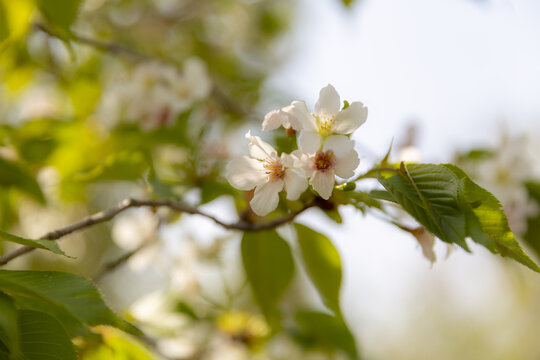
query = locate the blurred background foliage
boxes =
[0,0,364,358]
[2,0,540,359]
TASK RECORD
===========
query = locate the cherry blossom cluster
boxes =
[226,85,368,216]
[99,57,211,130]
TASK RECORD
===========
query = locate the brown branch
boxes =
[0,198,314,266]
[32,22,151,61]
[93,242,150,282]
[32,22,248,116]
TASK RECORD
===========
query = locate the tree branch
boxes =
[32,22,248,116]
[0,198,314,266]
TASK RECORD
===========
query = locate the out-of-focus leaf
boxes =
[241,230,294,327]
[294,311,357,359]
[0,229,70,258]
[0,0,35,51]
[74,151,149,183]
[18,309,77,360]
[295,224,343,317]
[0,157,45,203]
[341,0,355,8]
[378,163,540,272]
[200,181,236,204]
[81,327,156,360]
[0,270,141,336]
[34,0,82,37]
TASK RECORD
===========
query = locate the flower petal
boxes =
[250,180,283,216]
[226,156,266,190]
[322,135,354,158]
[334,149,360,179]
[333,101,368,134]
[290,101,317,131]
[262,109,283,131]
[298,130,322,154]
[245,131,277,161]
[284,169,308,201]
[310,170,335,200]
[314,84,340,117]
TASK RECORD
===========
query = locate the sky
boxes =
[267,0,540,356]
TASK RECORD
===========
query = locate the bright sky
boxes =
[268,0,540,356]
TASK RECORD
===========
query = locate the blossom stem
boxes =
[347,166,401,183]
[0,198,315,266]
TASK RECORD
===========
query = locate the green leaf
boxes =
[378,163,469,249]
[34,0,82,37]
[0,0,35,50]
[0,270,141,336]
[294,311,357,358]
[241,230,294,327]
[0,292,20,358]
[74,151,149,183]
[0,230,70,258]
[446,164,540,272]
[295,224,343,317]
[18,309,77,360]
[524,182,540,258]
[378,163,540,272]
[0,157,44,203]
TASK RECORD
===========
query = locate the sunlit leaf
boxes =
[295,224,343,317]
[0,0,35,51]
[74,151,149,183]
[378,163,540,272]
[241,230,294,327]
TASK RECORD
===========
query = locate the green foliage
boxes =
[0,270,140,337]
[74,151,149,183]
[0,292,20,358]
[34,0,82,37]
[341,0,356,8]
[0,230,70,258]
[241,230,294,327]
[0,157,44,203]
[18,309,77,360]
[294,311,358,358]
[0,292,77,360]
[295,224,343,317]
[378,163,540,272]
[523,182,540,259]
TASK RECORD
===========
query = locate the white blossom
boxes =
[262,104,301,131]
[226,132,308,216]
[299,136,360,200]
[289,84,368,153]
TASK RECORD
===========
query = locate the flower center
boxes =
[314,112,335,137]
[313,150,336,172]
[263,160,286,181]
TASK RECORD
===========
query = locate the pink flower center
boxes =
[264,160,286,181]
[313,151,336,172]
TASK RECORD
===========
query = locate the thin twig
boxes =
[93,242,150,282]
[32,22,248,116]
[0,198,314,266]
